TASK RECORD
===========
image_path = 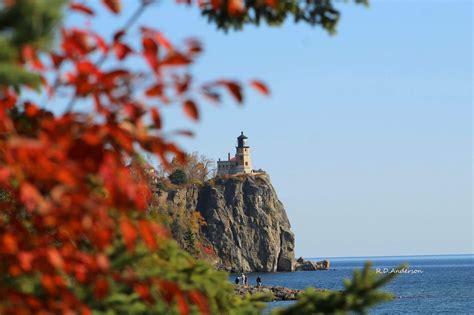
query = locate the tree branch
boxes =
[64,0,155,113]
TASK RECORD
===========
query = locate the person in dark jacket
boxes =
[256,276,262,288]
[235,276,240,285]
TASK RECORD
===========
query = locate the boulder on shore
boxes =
[295,257,330,271]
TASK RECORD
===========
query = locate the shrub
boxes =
[169,169,188,185]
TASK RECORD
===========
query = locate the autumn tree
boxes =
[165,152,216,183]
[0,1,399,314]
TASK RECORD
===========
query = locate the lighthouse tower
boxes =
[216,132,253,176]
[235,132,252,174]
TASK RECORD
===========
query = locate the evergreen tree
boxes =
[0,0,65,90]
[169,169,188,185]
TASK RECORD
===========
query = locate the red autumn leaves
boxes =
[120,217,166,252]
[0,0,271,314]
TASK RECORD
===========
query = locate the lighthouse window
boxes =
[245,162,248,166]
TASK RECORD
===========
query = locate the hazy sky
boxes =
[71,1,472,257]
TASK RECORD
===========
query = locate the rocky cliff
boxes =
[156,173,295,272]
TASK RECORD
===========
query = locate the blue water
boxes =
[231,255,474,314]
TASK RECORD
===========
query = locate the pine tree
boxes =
[0,0,65,90]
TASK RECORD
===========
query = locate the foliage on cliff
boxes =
[150,188,210,261]
[0,0,399,314]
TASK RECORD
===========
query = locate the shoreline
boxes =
[234,285,326,301]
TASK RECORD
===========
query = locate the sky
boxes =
[68,1,472,258]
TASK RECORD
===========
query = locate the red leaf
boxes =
[113,30,126,42]
[50,53,65,68]
[94,278,109,299]
[47,248,64,270]
[2,233,18,254]
[140,27,173,50]
[96,253,110,271]
[159,281,180,303]
[76,60,96,73]
[174,74,191,95]
[0,90,17,111]
[142,37,158,56]
[82,131,102,146]
[62,29,92,56]
[265,0,277,8]
[135,284,153,303]
[161,52,191,67]
[188,290,209,315]
[95,228,112,250]
[91,32,109,53]
[138,220,157,250]
[24,101,40,117]
[217,80,243,103]
[185,38,202,55]
[176,292,190,315]
[20,182,42,212]
[18,251,34,271]
[250,80,270,96]
[41,275,57,295]
[111,126,134,153]
[155,32,172,50]
[74,264,88,283]
[70,2,95,15]
[211,0,221,10]
[56,169,77,185]
[120,217,137,251]
[0,168,10,185]
[102,0,121,14]
[228,0,244,16]
[81,306,92,315]
[150,108,161,129]
[21,45,34,62]
[145,84,163,97]
[113,42,133,60]
[142,37,159,69]
[22,45,44,70]
[183,99,199,121]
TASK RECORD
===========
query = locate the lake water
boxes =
[231,254,474,314]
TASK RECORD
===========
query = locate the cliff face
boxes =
[157,173,295,272]
[197,174,295,272]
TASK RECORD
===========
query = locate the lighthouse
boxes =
[216,132,253,176]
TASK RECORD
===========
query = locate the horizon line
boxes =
[306,253,474,260]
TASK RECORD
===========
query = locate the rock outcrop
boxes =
[234,285,306,301]
[295,257,330,271]
[198,174,295,272]
[156,173,296,272]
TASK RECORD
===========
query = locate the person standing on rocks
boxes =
[235,276,240,285]
[241,273,247,287]
[256,276,262,288]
